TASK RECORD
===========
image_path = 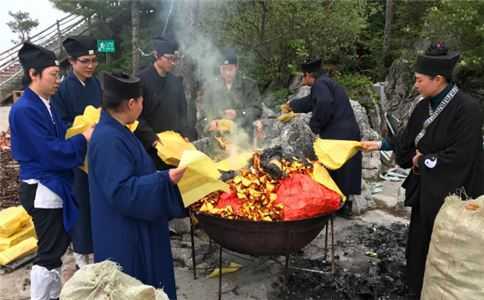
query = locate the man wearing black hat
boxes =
[88,72,186,300]
[198,47,262,138]
[51,35,101,269]
[361,42,483,298]
[134,36,196,169]
[9,42,93,300]
[288,57,362,217]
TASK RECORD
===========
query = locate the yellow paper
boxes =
[216,151,253,171]
[66,106,139,172]
[0,237,37,266]
[0,220,36,251]
[214,119,234,132]
[155,131,196,166]
[208,262,242,278]
[177,150,229,207]
[277,111,296,123]
[65,106,100,139]
[0,206,31,238]
[311,162,346,202]
[313,139,361,170]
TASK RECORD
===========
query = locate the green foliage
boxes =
[199,0,368,89]
[421,0,484,69]
[6,11,39,43]
[335,73,377,107]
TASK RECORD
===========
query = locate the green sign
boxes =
[97,40,116,53]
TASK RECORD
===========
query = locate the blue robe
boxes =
[88,110,185,300]
[51,72,102,254]
[51,73,102,127]
[9,88,87,231]
[290,74,362,196]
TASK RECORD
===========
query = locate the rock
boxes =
[258,113,316,159]
[382,58,420,133]
[373,194,399,210]
[350,100,380,141]
[169,218,191,235]
[352,194,368,216]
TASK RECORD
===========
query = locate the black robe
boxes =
[394,90,483,296]
[290,74,362,196]
[134,65,197,168]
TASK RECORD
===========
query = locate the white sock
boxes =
[49,267,62,299]
[30,265,53,300]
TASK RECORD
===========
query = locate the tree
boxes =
[6,10,39,44]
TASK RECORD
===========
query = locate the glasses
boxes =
[77,58,98,66]
[162,55,177,62]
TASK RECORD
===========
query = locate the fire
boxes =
[192,152,313,221]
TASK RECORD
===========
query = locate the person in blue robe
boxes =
[88,72,186,300]
[289,57,362,218]
[51,36,101,268]
[9,42,93,300]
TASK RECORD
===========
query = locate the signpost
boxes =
[97,40,115,64]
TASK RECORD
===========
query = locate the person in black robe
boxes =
[135,37,196,169]
[289,57,362,217]
[51,36,101,268]
[197,48,262,139]
[362,42,484,298]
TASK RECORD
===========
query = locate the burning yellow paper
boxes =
[178,150,229,207]
[313,139,361,170]
[66,106,139,172]
[216,151,253,171]
[155,131,196,166]
[311,162,346,202]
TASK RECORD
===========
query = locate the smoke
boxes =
[163,0,256,153]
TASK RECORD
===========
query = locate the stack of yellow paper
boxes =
[313,139,361,170]
[177,150,229,207]
[155,131,196,166]
[0,206,37,266]
[0,206,31,237]
[0,237,37,266]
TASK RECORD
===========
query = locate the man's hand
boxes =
[82,126,95,142]
[280,103,292,113]
[412,150,423,169]
[360,141,381,152]
[169,167,186,184]
[224,109,237,120]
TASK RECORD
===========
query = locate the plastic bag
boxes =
[276,173,341,220]
[421,195,484,300]
[313,138,361,170]
[0,206,31,238]
[216,191,243,215]
[60,260,169,300]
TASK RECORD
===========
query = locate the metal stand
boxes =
[189,215,197,280]
[218,245,223,300]
[212,214,336,300]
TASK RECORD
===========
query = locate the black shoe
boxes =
[338,200,353,219]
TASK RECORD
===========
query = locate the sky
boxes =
[0,0,66,51]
